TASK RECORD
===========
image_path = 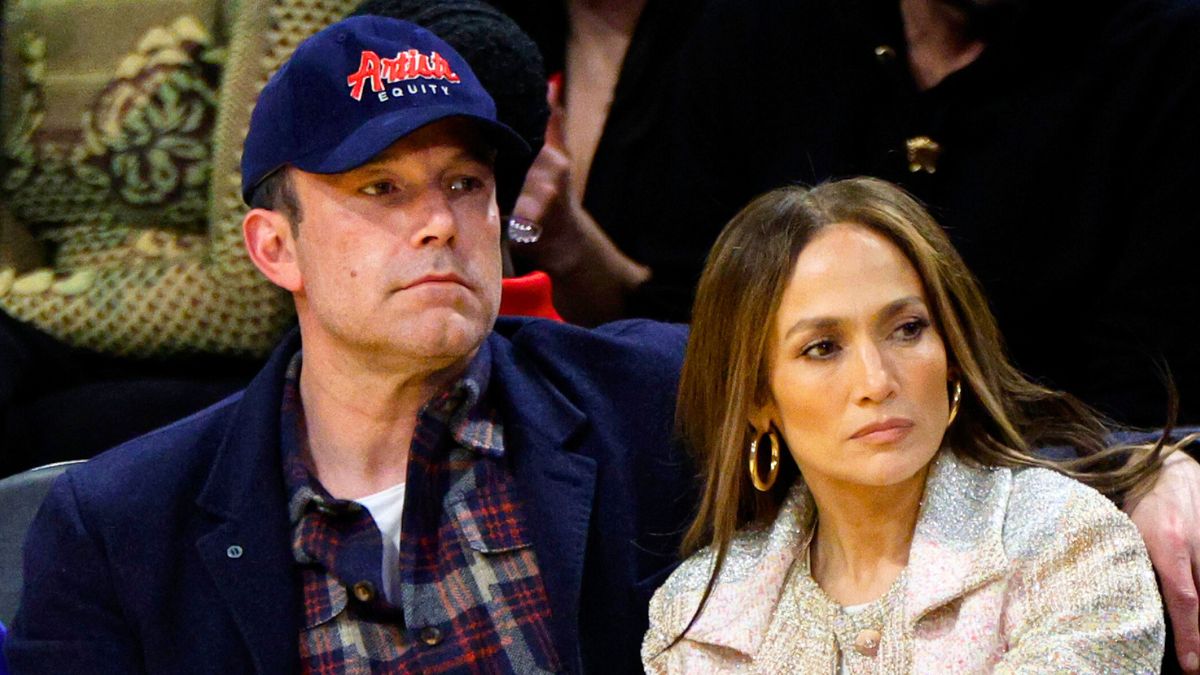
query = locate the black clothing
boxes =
[488,0,711,316]
[0,312,260,475]
[651,0,1200,425]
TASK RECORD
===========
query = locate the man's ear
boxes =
[243,208,301,292]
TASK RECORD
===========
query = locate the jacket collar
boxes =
[487,328,595,674]
[677,451,1013,658]
[681,493,809,656]
[903,452,1012,623]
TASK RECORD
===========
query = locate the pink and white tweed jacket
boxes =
[643,451,1164,673]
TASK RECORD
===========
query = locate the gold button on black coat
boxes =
[906,136,942,173]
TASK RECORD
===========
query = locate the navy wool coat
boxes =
[5,318,695,674]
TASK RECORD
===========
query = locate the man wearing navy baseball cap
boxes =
[6,16,693,674]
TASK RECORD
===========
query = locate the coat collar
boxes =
[487,329,595,674]
[676,451,1013,658]
[680,493,809,656]
[903,452,1012,623]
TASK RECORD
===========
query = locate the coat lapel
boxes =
[194,330,301,674]
[682,496,810,657]
[904,452,1012,624]
[489,332,596,674]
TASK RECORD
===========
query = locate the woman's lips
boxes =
[850,418,915,444]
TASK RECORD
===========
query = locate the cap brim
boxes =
[293,105,530,177]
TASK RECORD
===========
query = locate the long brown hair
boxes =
[674,177,1180,638]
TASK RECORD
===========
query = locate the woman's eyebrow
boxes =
[784,316,840,340]
[876,296,926,322]
[784,296,926,339]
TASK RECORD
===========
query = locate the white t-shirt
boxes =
[356,481,407,605]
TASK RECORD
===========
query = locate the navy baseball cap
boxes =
[241,15,529,204]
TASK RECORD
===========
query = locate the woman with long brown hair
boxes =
[642,177,1176,672]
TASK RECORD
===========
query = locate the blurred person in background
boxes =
[483,0,709,324]
[655,0,1200,429]
[0,2,274,474]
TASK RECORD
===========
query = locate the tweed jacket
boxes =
[643,451,1164,673]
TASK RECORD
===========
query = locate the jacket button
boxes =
[419,626,443,646]
[316,500,354,516]
[351,581,375,602]
[854,628,881,656]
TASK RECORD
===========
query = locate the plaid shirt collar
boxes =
[276,342,559,673]
[280,342,502,525]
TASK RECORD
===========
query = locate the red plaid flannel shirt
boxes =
[280,345,561,673]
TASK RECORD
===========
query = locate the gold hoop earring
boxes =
[748,430,781,492]
[947,379,962,427]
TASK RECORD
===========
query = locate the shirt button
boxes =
[854,628,882,657]
[874,44,897,63]
[351,580,376,603]
[316,501,356,516]
[419,626,443,646]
